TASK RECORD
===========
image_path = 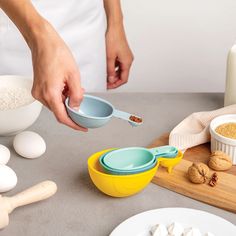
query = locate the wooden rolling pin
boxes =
[0,181,57,230]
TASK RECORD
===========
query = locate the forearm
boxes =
[103,0,123,29]
[0,0,50,49]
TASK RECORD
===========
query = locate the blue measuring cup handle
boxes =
[113,109,143,127]
[149,145,178,158]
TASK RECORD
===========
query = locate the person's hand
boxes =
[106,24,134,89]
[30,22,87,131]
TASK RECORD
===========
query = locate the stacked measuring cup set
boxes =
[99,146,180,175]
[87,145,183,198]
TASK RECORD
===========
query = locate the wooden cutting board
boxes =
[148,133,236,213]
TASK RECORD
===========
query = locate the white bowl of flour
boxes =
[0,75,42,136]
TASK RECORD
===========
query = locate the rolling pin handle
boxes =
[6,181,57,213]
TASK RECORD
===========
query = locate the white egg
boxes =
[13,131,46,159]
[0,164,17,192]
[0,144,10,165]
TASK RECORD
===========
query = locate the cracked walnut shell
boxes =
[209,151,232,171]
[188,162,209,184]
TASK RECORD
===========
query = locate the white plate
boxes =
[110,208,236,236]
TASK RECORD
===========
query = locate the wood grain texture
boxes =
[148,133,236,213]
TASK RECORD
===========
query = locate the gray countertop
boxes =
[1,93,235,236]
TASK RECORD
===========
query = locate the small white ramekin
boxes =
[210,114,236,165]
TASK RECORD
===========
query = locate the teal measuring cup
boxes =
[99,146,178,175]
[99,152,157,175]
[65,95,142,128]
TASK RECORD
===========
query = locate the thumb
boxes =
[68,76,84,110]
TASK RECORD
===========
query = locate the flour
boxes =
[0,87,34,110]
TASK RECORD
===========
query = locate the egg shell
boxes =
[13,131,46,159]
[0,164,17,192]
[0,144,10,165]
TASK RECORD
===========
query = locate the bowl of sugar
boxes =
[0,75,42,136]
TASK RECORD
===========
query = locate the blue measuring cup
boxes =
[65,95,142,128]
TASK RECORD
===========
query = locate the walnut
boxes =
[209,172,218,187]
[188,162,209,184]
[208,151,232,171]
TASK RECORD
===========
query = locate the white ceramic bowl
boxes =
[210,114,236,165]
[0,75,42,136]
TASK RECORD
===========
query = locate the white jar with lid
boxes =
[224,45,236,106]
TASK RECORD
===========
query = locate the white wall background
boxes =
[115,0,236,92]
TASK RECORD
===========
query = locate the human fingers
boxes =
[67,73,84,111]
[107,55,119,84]
[107,62,130,89]
[32,86,50,108]
[46,90,87,131]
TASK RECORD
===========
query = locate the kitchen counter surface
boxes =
[1,93,235,236]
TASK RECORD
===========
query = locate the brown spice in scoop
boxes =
[215,122,236,139]
[129,115,143,123]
